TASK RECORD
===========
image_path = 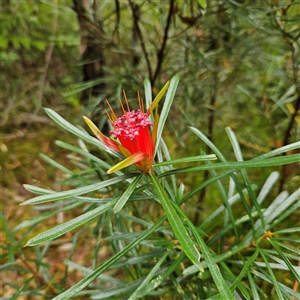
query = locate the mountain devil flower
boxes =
[83,81,170,174]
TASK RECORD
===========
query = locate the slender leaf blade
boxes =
[161,154,300,176]
[113,174,143,213]
[25,200,117,247]
[171,201,235,299]
[44,108,117,155]
[22,175,132,205]
[149,174,203,272]
[146,80,170,115]
[143,78,152,111]
[52,217,165,300]
[154,154,217,166]
[135,253,185,298]
[268,239,300,282]
[128,250,171,299]
[154,75,179,155]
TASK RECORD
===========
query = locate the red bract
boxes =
[83,81,170,174]
[109,109,154,172]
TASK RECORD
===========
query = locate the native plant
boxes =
[16,75,300,299]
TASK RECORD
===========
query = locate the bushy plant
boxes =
[8,76,299,299]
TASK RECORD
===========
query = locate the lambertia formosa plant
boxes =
[21,75,300,299]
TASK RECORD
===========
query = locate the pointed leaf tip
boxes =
[83,116,120,152]
[107,151,147,174]
[113,174,142,213]
[147,80,170,115]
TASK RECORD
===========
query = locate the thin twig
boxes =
[282,95,300,148]
[276,4,300,192]
[128,0,152,80]
[151,0,175,86]
[113,0,120,39]
[15,252,57,296]
[25,0,58,131]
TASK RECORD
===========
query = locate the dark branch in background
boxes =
[72,0,106,116]
[72,0,104,38]
[274,3,300,192]
[131,2,141,67]
[151,0,175,86]
[281,29,300,148]
[282,95,300,148]
[113,0,120,38]
[128,0,152,81]
[15,252,57,297]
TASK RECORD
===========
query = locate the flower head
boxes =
[83,81,169,174]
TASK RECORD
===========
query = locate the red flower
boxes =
[83,81,169,174]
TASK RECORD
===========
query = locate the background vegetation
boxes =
[1,0,299,299]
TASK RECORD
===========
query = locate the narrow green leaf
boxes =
[55,140,112,170]
[146,80,170,115]
[257,247,285,300]
[22,175,132,205]
[247,272,260,300]
[63,78,106,97]
[154,75,179,155]
[40,153,73,175]
[23,184,55,195]
[171,201,235,299]
[189,127,227,161]
[92,278,144,299]
[52,217,165,300]
[267,189,300,225]
[154,154,217,166]
[252,269,299,298]
[143,78,152,110]
[44,108,117,155]
[64,260,123,285]
[230,249,259,292]
[243,188,300,245]
[271,241,300,256]
[23,185,113,205]
[200,156,240,241]
[135,253,185,298]
[25,200,117,247]
[104,230,148,241]
[113,174,143,213]
[182,170,234,203]
[13,201,83,232]
[190,127,300,161]
[161,154,300,177]
[256,171,279,206]
[226,127,265,233]
[274,227,300,235]
[217,261,251,299]
[199,186,253,229]
[128,250,171,299]
[272,201,300,229]
[255,141,300,160]
[158,137,177,198]
[149,174,203,271]
[268,239,300,282]
[183,243,247,276]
